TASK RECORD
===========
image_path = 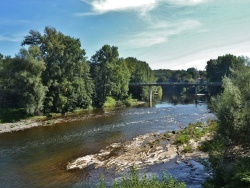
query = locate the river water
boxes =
[0,99,215,188]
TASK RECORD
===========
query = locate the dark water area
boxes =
[0,98,215,187]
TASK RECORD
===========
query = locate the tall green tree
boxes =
[206,54,244,82]
[22,27,94,114]
[207,58,250,187]
[90,45,130,106]
[206,54,245,95]
[16,47,47,114]
[125,57,155,100]
[0,48,46,115]
[213,64,250,143]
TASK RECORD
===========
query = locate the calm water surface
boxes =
[0,101,215,187]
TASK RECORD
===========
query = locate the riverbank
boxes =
[0,101,147,134]
[0,109,102,134]
[67,121,216,172]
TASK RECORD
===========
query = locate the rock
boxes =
[67,130,207,172]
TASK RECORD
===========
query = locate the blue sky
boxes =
[0,0,250,70]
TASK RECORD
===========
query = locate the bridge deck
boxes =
[129,82,222,87]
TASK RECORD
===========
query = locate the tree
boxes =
[90,45,130,106]
[206,54,244,82]
[22,27,94,114]
[0,48,46,115]
[212,58,250,142]
[16,47,47,114]
[207,58,250,187]
[206,54,245,96]
[125,57,155,100]
[187,67,198,80]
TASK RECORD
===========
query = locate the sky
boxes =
[0,0,250,70]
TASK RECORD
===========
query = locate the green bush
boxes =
[183,145,193,153]
[176,134,190,145]
[123,94,134,107]
[97,167,186,188]
[103,97,117,107]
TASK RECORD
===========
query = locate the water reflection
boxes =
[160,94,207,105]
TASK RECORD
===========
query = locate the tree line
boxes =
[154,54,248,96]
[0,27,154,116]
[1,26,249,117]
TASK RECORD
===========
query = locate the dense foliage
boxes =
[22,27,94,114]
[206,54,245,82]
[90,45,130,107]
[206,54,245,95]
[154,68,206,95]
[0,27,154,118]
[0,47,46,115]
[154,68,205,83]
[205,60,250,187]
[125,57,155,100]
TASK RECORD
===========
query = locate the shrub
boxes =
[183,145,193,153]
[176,134,190,145]
[97,167,186,188]
[103,97,117,107]
[123,94,134,107]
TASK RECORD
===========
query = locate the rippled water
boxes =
[0,102,215,187]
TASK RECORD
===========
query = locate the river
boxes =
[0,99,215,188]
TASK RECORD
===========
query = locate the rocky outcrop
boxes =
[67,133,178,171]
[67,128,212,172]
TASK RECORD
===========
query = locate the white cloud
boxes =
[77,0,208,16]
[125,19,201,48]
[77,0,157,15]
[92,0,156,13]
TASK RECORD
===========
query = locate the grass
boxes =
[97,167,186,188]
[183,145,193,153]
[175,120,217,146]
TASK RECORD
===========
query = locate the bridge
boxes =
[129,82,222,87]
[129,82,222,105]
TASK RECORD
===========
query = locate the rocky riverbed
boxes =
[67,129,210,172]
